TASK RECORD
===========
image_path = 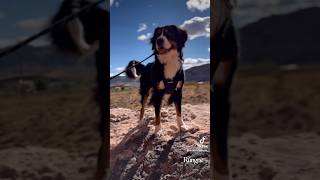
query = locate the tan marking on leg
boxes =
[155,116,160,125]
[154,117,162,134]
[174,103,187,131]
[176,81,183,89]
[139,94,149,121]
[158,80,165,90]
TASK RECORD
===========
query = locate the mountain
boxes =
[110,76,139,86]
[185,64,210,82]
[0,44,210,84]
[0,45,95,79]
[239,7,320,64]
[110,63,210,86]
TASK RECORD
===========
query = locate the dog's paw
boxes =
[176,116,188,132]
[179,124,188,132]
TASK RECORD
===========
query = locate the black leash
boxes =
[0,0,106,59]
[110,52,155,80]
[0,0,152,81]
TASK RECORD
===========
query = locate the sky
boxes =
[110,0,210,76]
[0,0,108,48]
[0,0,320,74]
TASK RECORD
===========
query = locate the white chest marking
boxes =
[157,49,182,80]
[164,59,181,79]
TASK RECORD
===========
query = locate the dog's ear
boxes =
[150,27,161,50]
[177,28,188,49]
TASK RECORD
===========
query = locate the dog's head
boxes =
[150,25,188,58]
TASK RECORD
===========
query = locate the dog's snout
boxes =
[156,38,164,46]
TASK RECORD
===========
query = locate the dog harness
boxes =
[163,65,184,94]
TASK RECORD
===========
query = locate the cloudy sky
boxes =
[110,0,210,76]
[1,0,320,74]
[0,1,59,48]
[233,0,320,27]
[0,0,107,49]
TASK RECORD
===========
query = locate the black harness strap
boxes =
[163,63,184,93]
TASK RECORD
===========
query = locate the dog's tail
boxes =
[125,60,145,79]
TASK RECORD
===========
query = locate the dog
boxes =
[50,0,109,179]
[126,25,188,134]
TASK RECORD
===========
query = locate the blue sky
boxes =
[0,0,108,48]
[110,0,210,76]
[1,0,320,73]
[0,1,59,47]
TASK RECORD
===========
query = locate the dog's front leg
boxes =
[174,89,187,131]
[153,91,164,134]
[139,92,149,122]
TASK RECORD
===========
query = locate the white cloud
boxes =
[183,58,210,69]
[137,23,147,32]
[186,0,210,12]
[180,16,210,40]
[233,0,320,27]
[110,0,120,8]
[115,1,120,7]
[137,33,152,41]
[16,17,48,32]
[208,48,210,52]
[115,67,125,71]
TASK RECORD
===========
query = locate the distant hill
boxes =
[110,63,210,86]
[0,45,95,79]
[110,76,139,86]
[185,64,210,82]
[239,7,320,64]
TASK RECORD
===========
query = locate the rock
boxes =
[110,104,210,179]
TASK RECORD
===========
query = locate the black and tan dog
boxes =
[126,25,188,134]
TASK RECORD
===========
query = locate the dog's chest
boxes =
[164,60,181,79]
[157,50,182,80]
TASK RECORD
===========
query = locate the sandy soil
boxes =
[0,146,96,180]
[0,86,101,180]
[229,133,320,180]
[228,66,320,180]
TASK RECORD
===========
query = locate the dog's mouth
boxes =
[157,46,172,55]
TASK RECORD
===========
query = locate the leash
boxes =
[110,52,155,80]
[0,0,106,59]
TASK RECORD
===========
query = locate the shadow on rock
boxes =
[109,115,210,179]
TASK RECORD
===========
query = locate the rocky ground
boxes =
[229,133,320,180]
[109,104,210,180]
